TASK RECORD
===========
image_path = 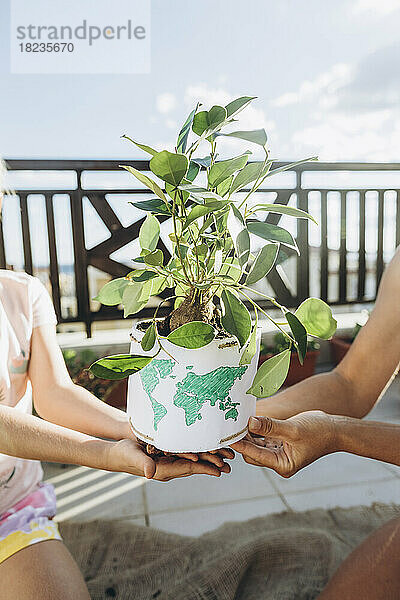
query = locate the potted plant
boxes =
[259,332,320,387]
[90,95,337,453]
[63,349,127,409]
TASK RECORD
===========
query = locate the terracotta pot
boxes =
[127,322,261,453]
[258,350,319,387]
[104,380,128,410]
[330,336,352,366]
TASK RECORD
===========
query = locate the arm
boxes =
[0,404,226,480]
[232,412,400,477]
[29,325,131,440]
[0,403,150,475]
[257,249,400,420]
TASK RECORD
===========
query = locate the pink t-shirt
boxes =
[0,270,57,516]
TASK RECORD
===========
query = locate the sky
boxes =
[0,0,399,273]
[0,0,399,162]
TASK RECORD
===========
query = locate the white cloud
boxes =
[292,110,400,161]
[271,63,353,108]
[273,44,400,161]
[156,92,176,114]
[352,0,400,15]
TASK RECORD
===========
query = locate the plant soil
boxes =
[137,438,190,459]
[168,289,221,332]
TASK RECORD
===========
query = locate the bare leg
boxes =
[319,516,400,600]
[0,539,90,600]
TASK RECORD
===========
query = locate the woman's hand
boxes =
[231,411,338,478]
[106,436,232,481]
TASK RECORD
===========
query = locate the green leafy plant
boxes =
[260,332,320,357]
[63,349,123,399]
[90,96,337,396]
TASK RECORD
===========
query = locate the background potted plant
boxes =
[90,95,337,452]
[259,332,320,387]
[63,349,128,409]
[330,321,364,366]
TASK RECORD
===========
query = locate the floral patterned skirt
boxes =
[0,482,61,564]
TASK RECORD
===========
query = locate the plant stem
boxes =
[237,149,270,209]
[237,284,286,312]
[172,190,192,285]
[180,192,203,281]
[236,289,295,343]
[158,341,178,362]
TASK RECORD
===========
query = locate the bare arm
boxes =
[29,324,130,440]
[0,404,226,480]
[257,249,400,420]
[232,412,400,476]
[0,403,145,474]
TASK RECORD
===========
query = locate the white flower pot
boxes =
[127,322,261,453]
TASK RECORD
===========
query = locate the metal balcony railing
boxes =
[3,159,400,336]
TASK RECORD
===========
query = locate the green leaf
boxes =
[247,221,298,253]
[121,135,158,156]
[264,157,318,178]
[93,278,128,306]
[130,198,171,215]
[240,314,258,366]
[227,205,250,267]
[183,204,214,229]
[295,298,337,340]
[166,321,215,349]
[208,153,250,188]
[186,161,200,182]
[150,150,188,186]
[141,322,157,351]
[286,312,307,365]
[143,249,163,266]
[225,96,256,118]
[130,270,159,282]
[120,165,167,204]
[165,182,189,204]
[178,183,221,200]
[217,175,233,197]
[204,199,229,211]
[252,203,317,224]
[191,156,212,168]
[230,161,268,194]
[122,281,151,317]
[151,275,168,296]
[217,129,267,147]
[90,354,153,380]
[220,259,241,281]
[246,244,279,285]
[192,105,227,136]
[221,289,252,348]
[247,349,291,397]
[139,214,160,252]
[177,103,199,153]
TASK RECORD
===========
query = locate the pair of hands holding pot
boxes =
[115,410,335,482]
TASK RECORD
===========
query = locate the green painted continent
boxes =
[173,365,247,426]
[139,359,175,430]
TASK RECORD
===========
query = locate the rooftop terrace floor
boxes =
[43,371,400,536]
